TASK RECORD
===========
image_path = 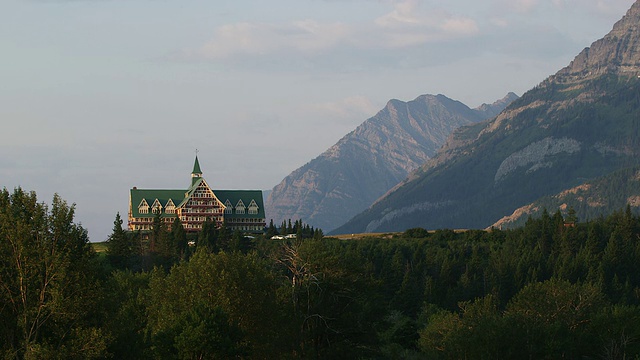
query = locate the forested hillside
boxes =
[494,166,640,229]
[4,188,640,358]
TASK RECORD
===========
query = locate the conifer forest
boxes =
[3,187,640,359]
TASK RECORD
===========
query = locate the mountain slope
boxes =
[266,93,517,231]
[492,166,640,229]
[333,0,640,234]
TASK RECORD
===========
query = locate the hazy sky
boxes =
[1,0,636,241]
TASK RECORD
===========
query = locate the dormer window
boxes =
[151,199,162,214]
[165,199,176,214]
[235,199,245,215]
[248,199,259,215]
[138,199,150,214]
[224,200,233,214]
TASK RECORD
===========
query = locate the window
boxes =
[166,199,176,214]
[224,200,233,214]
[151,199,162,214]
[248,199,259,215]
[138,199,150,214]
[235,200,245,215]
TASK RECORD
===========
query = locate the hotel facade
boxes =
[128,157,266,234]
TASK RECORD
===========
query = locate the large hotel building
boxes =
[128,157,266,234]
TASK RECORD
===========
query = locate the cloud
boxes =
[191,0,479,61]
[493,0,633,16]
[177,0,631,74]
[197,20,351,58]
[564,0,634,16]
[374,0,423,28]
[508,0,540,13]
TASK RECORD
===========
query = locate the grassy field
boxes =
[330,232,400,240]
[91,241,108,253]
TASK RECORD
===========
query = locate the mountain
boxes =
[492,166,640,229]
[265,93,518,231]
[333,0,640,234]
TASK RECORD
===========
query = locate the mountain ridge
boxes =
[333,0,640,234]
[266,92,518,231]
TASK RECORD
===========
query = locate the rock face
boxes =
[334,0,640,234]
[558,1,640,80]
[494,137,582,183]
[266,93,517,231]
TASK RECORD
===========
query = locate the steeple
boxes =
[192,155,202,178]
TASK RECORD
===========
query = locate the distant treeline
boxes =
[3,187,640,358]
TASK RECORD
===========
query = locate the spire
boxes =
[192,155,202,178]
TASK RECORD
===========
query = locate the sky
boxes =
[1,0,636,242]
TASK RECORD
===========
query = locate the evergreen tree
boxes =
[266,219,278,238]
[217,221,231,251]
[198,219,219,252]
[107,212,133,268]
[149,212,167,254]
[229,230,246,253]
[170,217,188,259]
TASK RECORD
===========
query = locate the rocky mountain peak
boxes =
[266,93,517,232]
[558,0,640,79]
[332,1,640,235]
[474,92,520,119]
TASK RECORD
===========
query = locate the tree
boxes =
[274,240,380,358]
[173,304,246,359]
[102,270,151,359]
[145,249,285,358]
[504,279,605,358]
[107,212,133,269]
[228,230,245,253]
[198,219,219,252]
[266,219,278,238]
[0,188,107,359]
[169,217,188,259]
[149,212,168,254]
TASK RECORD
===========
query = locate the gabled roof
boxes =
[178,177,220,208]
[216,190,266,219]
[130,188,186,218]
[130,188,265,219]
[130,156,265,221]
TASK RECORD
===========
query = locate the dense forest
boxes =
[3,188,640,359]
[496,166,640,229]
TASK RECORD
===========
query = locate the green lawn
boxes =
[92,241,108,253]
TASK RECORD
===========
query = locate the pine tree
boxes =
[107,213,129,255]
[266,219,278,238]
[107,212,133,268]
[198,219,219,252]
[171,217,188,259]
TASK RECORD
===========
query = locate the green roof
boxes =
[130,186,265,220]
[129,188,187,218]
[192,156,202,176]
[130,156,264,221]
[216,190,266,219]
